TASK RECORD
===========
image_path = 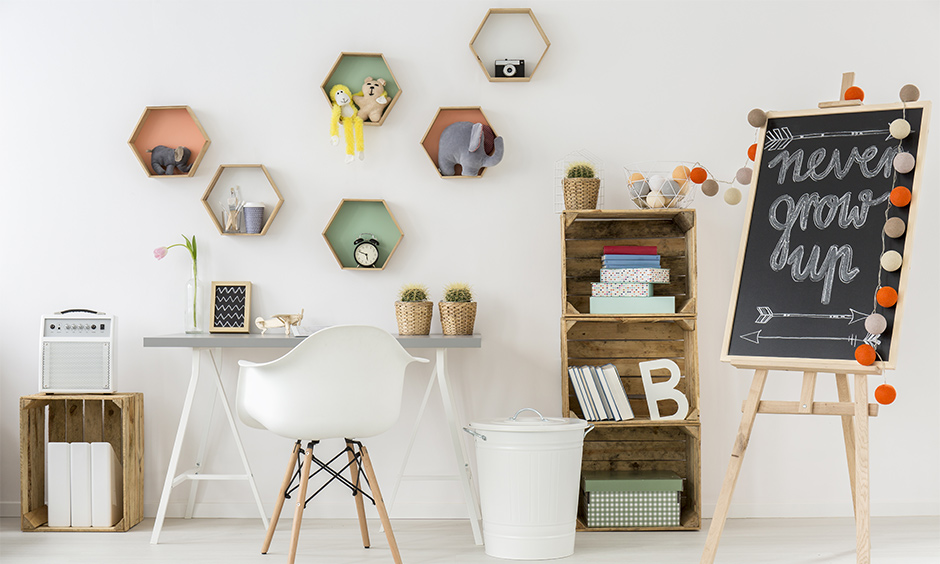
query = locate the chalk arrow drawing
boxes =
[763,126,905,151]
[740,330,881,348]
[755,306,867,325]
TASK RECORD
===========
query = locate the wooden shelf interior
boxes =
[320,52,402,126]
[322,199,403,270]
[420,106,497,179]
[201,164,284,236]
[469,8,550,82]
[562,209,697,315]
[128,106,210,177]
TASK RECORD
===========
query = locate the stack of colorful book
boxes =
[590,245,674,314]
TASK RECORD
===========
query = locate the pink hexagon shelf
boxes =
[128,106,210,177]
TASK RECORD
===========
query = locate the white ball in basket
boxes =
[647,190,667,208]
[649,174,667,192]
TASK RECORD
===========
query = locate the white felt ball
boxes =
[724,186,742,205]
[701,179,719,197]
[747,108,767,128]
[649,175,667,192]
[893,152,915,174]
[735,167,753,185]
[883,217,906,238]
[864,313,887,335]
[889,119,911,139]
[646,190,666,209]
[899,84,920,102]
[880,250,902,272]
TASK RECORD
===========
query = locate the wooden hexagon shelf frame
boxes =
[201,164,284,236]
[469,8,550,82]
[420,106,499,179]
[320,52,403,126]
[322,199,403,271]
[128,106,210,178]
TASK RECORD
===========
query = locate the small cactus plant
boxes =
[398,283,429,302]
[443,282,473,302]
[565,161,596,179]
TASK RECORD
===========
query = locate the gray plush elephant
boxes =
[148,145,193,175]
[437,122,504,176]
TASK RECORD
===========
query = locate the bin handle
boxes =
[463,427,486,441]
[510,407,547,422]
[583,423,595,438]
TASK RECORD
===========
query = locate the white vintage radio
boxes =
[39,310,115,393]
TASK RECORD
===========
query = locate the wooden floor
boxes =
[2,516,938,563]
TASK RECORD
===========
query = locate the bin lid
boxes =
[470,408,587,433]
[582,470,683,492]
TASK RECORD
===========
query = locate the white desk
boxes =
[143,332,483,545]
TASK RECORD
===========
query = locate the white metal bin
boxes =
[465,408,592,560]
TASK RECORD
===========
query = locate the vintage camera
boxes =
[494,59,524,78]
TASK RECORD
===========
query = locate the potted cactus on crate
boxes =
[439,282,477,335]
[395,283,433,335]
[563,161,600,210]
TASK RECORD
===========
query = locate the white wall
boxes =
[1,0,938,521]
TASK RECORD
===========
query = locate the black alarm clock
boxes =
[353,233,380,267]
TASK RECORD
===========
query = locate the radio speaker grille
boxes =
[41,342,112,391]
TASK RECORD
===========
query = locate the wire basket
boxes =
[624,161,701,209]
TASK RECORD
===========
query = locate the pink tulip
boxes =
[153,247,168,260]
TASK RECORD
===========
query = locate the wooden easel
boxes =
[700,365,880,564]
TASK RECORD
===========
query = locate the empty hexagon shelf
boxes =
[469,8,550,82]
[421,107,500,179]
[201,164,284,236]
[320,52,402,126]
[323,199,403,270]
[128,106,210,177]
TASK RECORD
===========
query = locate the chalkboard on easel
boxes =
[722,102,931,370]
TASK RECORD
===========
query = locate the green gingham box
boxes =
[583,470,682,527]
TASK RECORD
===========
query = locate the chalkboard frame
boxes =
[209,281,252,334]
[721,101,931,372]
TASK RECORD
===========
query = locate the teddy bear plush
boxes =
[353,77,389,122]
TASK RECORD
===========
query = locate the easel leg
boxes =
[701,369,768,564]
[854,374,871,564]
[835,373,857,511]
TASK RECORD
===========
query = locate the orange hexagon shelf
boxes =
[128,106,210,177]
[322,199,403,270]
[320,53,402,126]
[201,164,284,236]
[420,107,500,179]
[469,8,550,82]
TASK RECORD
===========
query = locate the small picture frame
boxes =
[210,281,252,333]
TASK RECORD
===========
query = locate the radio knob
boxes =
[92,324,97,330]
[49,324,55,330]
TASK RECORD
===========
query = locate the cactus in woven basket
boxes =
[443,282,473,302]
[565,161,596,179]
[398,283,429,302]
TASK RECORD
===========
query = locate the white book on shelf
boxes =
[69,442,92,528]
[47,442,71,527]
[601,363,635,420]
[581,366,612,420]
[568,366,594,420]
[90,442,123,528]
[593,365,622,421]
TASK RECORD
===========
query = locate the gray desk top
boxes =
[143,332,481,349]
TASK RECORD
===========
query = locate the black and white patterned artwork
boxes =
[210,282,251,333]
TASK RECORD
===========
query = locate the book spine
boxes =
[593,365,621,420]
[603,245,658,255]
[69,442,92,528]
[47,442,71,527]
[568,366,595,420]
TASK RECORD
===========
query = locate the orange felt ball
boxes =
[629,172,645,183]
[855,344,876,366]
[689,167,708,184]
[890,186,912,207]
[747,144,757,161]
[876,286,898,308]
[874,384,896,405]
[844,86,865,101]
[672,165,691,181]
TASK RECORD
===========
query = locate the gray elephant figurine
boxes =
[148,145,193,175]
[437,122,504,176]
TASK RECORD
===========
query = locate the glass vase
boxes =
[185,276,206,334]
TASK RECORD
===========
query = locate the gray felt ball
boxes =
[735,167,753,185]
[747,108,767,128]
[631,180,651,197]
[701,179,719,197]
[899,84,920,102]
[893,152,915,174]
[884,217,906,238]
[661,179,681,197]
[864,313,887,335]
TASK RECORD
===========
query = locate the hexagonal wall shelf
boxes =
[420,107,500,179]
[470,8,550,82]
[322,199,403,270]
[201,164,284,236]
[128,106,210,177]
[320,52,402,126]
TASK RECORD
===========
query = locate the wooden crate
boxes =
[562,209,696,315]
[20,393,144,532]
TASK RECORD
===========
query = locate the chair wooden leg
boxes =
[346,439,370,548]
[359,443,402,564]
[288,442,314,564]
[262,441,301,554]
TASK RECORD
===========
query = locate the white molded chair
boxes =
[237,325,428,564]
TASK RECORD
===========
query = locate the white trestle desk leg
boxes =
[186,349,221,519]
[388,363,440,511]
[151,349,203,544]
[435,348,484,545]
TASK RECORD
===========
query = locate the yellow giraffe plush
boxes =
[329,84,364,163]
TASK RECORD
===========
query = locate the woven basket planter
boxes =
[395,301,433,335]
[439,301,477,335]
[563,177,600,210]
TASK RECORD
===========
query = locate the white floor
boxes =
[1,516,938,563]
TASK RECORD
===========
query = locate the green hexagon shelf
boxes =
[128,106,210,177]
[320,53,402,126]
[322,199,403,270]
